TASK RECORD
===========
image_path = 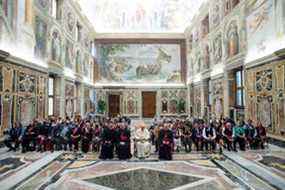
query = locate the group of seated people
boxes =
[149,117,267,156]
[3,115,267,160]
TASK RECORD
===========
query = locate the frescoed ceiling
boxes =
[78,0,206,33]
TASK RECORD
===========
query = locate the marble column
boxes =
[80,84,85,116]
[156,89,161,118]
[223,72,230,117]
[138,90,142,119]
[59,77,65,118]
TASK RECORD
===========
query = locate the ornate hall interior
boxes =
[0,0,285,190]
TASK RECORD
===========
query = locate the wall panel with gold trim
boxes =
[0,61,48,134]
[245,61,285,135]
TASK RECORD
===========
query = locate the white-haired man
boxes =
[134,122,151,159]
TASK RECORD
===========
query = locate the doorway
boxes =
[142,91,156,118]
[108,94,120,118]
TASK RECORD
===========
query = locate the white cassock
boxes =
[135,128,151,158]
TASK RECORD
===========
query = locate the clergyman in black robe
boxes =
[158,123,174,160]
[117,123,132,160]
[99,124,115,159]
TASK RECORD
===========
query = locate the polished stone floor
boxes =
[0,145,284,190]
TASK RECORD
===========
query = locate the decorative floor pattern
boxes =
[47,161,239,190]
[0,152,50,182]
[0,146,283,190]
[237,145,285,179]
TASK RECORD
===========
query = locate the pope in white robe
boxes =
[134,122,151,158]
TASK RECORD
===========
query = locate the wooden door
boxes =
[108,94,120,118]
[142,92,156,118]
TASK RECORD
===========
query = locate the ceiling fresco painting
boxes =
[79,0,206,33]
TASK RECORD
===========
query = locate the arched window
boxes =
[232,0,240,8]
[52,0,60,19]
[48,77,55,116]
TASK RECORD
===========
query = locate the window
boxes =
[48,77,55,116]
[202,15,209,37]
[225,0,231,15]
[52,0,60,19]
[235,70,244,107]
[91,41,96,57]
[232,0,240,8]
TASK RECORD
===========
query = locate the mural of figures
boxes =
[79,0,205,33]
[196,56,201,73]
[194,90,201,117]
[66,12,75,33]
[65,82,75,117]
[214,98,223,118]
[83,55,89,76]
[212,79,223,118]
[98,44,181,84]
[35,16,47,59]
[213,34,222,63]
[75,51,81,73]
[211,4,220,28]
[65,41,74,69]
[126,99,136,114]
[123,90,139,115]
[51,30,61,63]
[246,0,275,62]
[227,21,239,57]
[66,99,73,118]
[204,45,210,69]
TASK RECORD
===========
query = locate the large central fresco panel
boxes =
[98,44,182,84]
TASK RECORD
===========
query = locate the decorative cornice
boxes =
[245,53,280,70]
[6,55,48,74]
[0,50,10,61]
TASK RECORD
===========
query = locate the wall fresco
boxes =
[98,44,181,84]
[246,0,277,62]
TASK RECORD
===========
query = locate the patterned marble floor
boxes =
[0,146,283,190]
